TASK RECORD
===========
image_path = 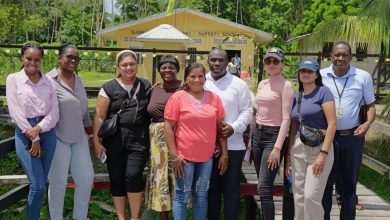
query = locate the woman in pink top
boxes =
[252,47,294,220]
[6,44,59,220]
[164,63,227,220]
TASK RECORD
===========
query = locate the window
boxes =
[187,48,197,64]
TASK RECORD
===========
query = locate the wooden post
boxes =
[152,48,157,85]
[317,51,322,67]
[0,137,15,156]
[0,184,29,212]
[258,48,264,84]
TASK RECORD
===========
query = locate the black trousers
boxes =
[252,126,294,220]
[322,135,364,220]
[208,150,245,220]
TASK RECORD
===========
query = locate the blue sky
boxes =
[104,0,120,14]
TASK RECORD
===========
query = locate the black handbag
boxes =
[98,99,127,138]
[98,79,139,138]
[297,92,325,147]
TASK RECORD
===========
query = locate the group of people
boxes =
[6,41,375,220]
[6,43,94,220]
[226,53,241,77]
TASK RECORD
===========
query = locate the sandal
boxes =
[356,203,364,210]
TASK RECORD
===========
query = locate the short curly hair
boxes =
[158,55,180,72]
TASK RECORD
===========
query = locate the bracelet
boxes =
[88,134,93,139]
[171,156,181,162]
[320,150,328,155]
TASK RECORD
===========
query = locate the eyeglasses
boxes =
[65,55,81,62]
[264,58,281,65]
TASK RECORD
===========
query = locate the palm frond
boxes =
[302,0,390,55]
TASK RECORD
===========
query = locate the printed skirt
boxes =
[146,122,175,211]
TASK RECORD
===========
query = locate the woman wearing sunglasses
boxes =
[252,47,294,220]
[47,43,94,220]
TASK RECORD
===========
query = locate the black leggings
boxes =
[106,141,149,196]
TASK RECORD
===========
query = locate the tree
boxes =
[301,0,389,54]
[115,0,161,22]
[301,0,390,118]
[292,0,364,37]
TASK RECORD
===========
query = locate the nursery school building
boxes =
[98,8,273,81]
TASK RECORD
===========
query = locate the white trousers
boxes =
[48,135,94,220]
[291,134,334,220]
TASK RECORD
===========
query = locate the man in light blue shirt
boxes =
[321,41,376,220]
[205,48,253,220]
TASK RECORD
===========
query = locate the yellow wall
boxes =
[110,12,257,82]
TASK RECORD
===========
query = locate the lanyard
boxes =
[332,76,349,106]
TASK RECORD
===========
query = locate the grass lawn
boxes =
[78,71,116,88]
[359,165,390,203]
[360,130,390,203]
[364,130,390,165]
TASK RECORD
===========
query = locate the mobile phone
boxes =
[99,152,107,164]
[25,140,32,151]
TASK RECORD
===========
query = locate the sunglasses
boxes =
[65,55,81,62]
[264,58,281,65]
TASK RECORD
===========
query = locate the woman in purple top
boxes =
[6,44,59,220]
[286,59,336,220]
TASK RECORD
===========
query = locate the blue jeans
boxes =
[252,125,285,220]
[15,117,57,220]
[173,158,213,220]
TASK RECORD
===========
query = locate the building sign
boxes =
[126,30,252,37]
[213,38,248,45]
[124,36,138,42]
[124,31,250,45]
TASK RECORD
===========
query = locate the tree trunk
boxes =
[91,1,96,46]
[236,0,239,23]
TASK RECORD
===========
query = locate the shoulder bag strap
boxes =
[129,78,139,100]
[118,78,139,117]
[297,91,303,123]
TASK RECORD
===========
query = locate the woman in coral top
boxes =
[252,47,294,220]
[164,63,227,220]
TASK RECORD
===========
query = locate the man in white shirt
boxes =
[205,48,253,220]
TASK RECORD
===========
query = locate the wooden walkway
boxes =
[241,163,390,220]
